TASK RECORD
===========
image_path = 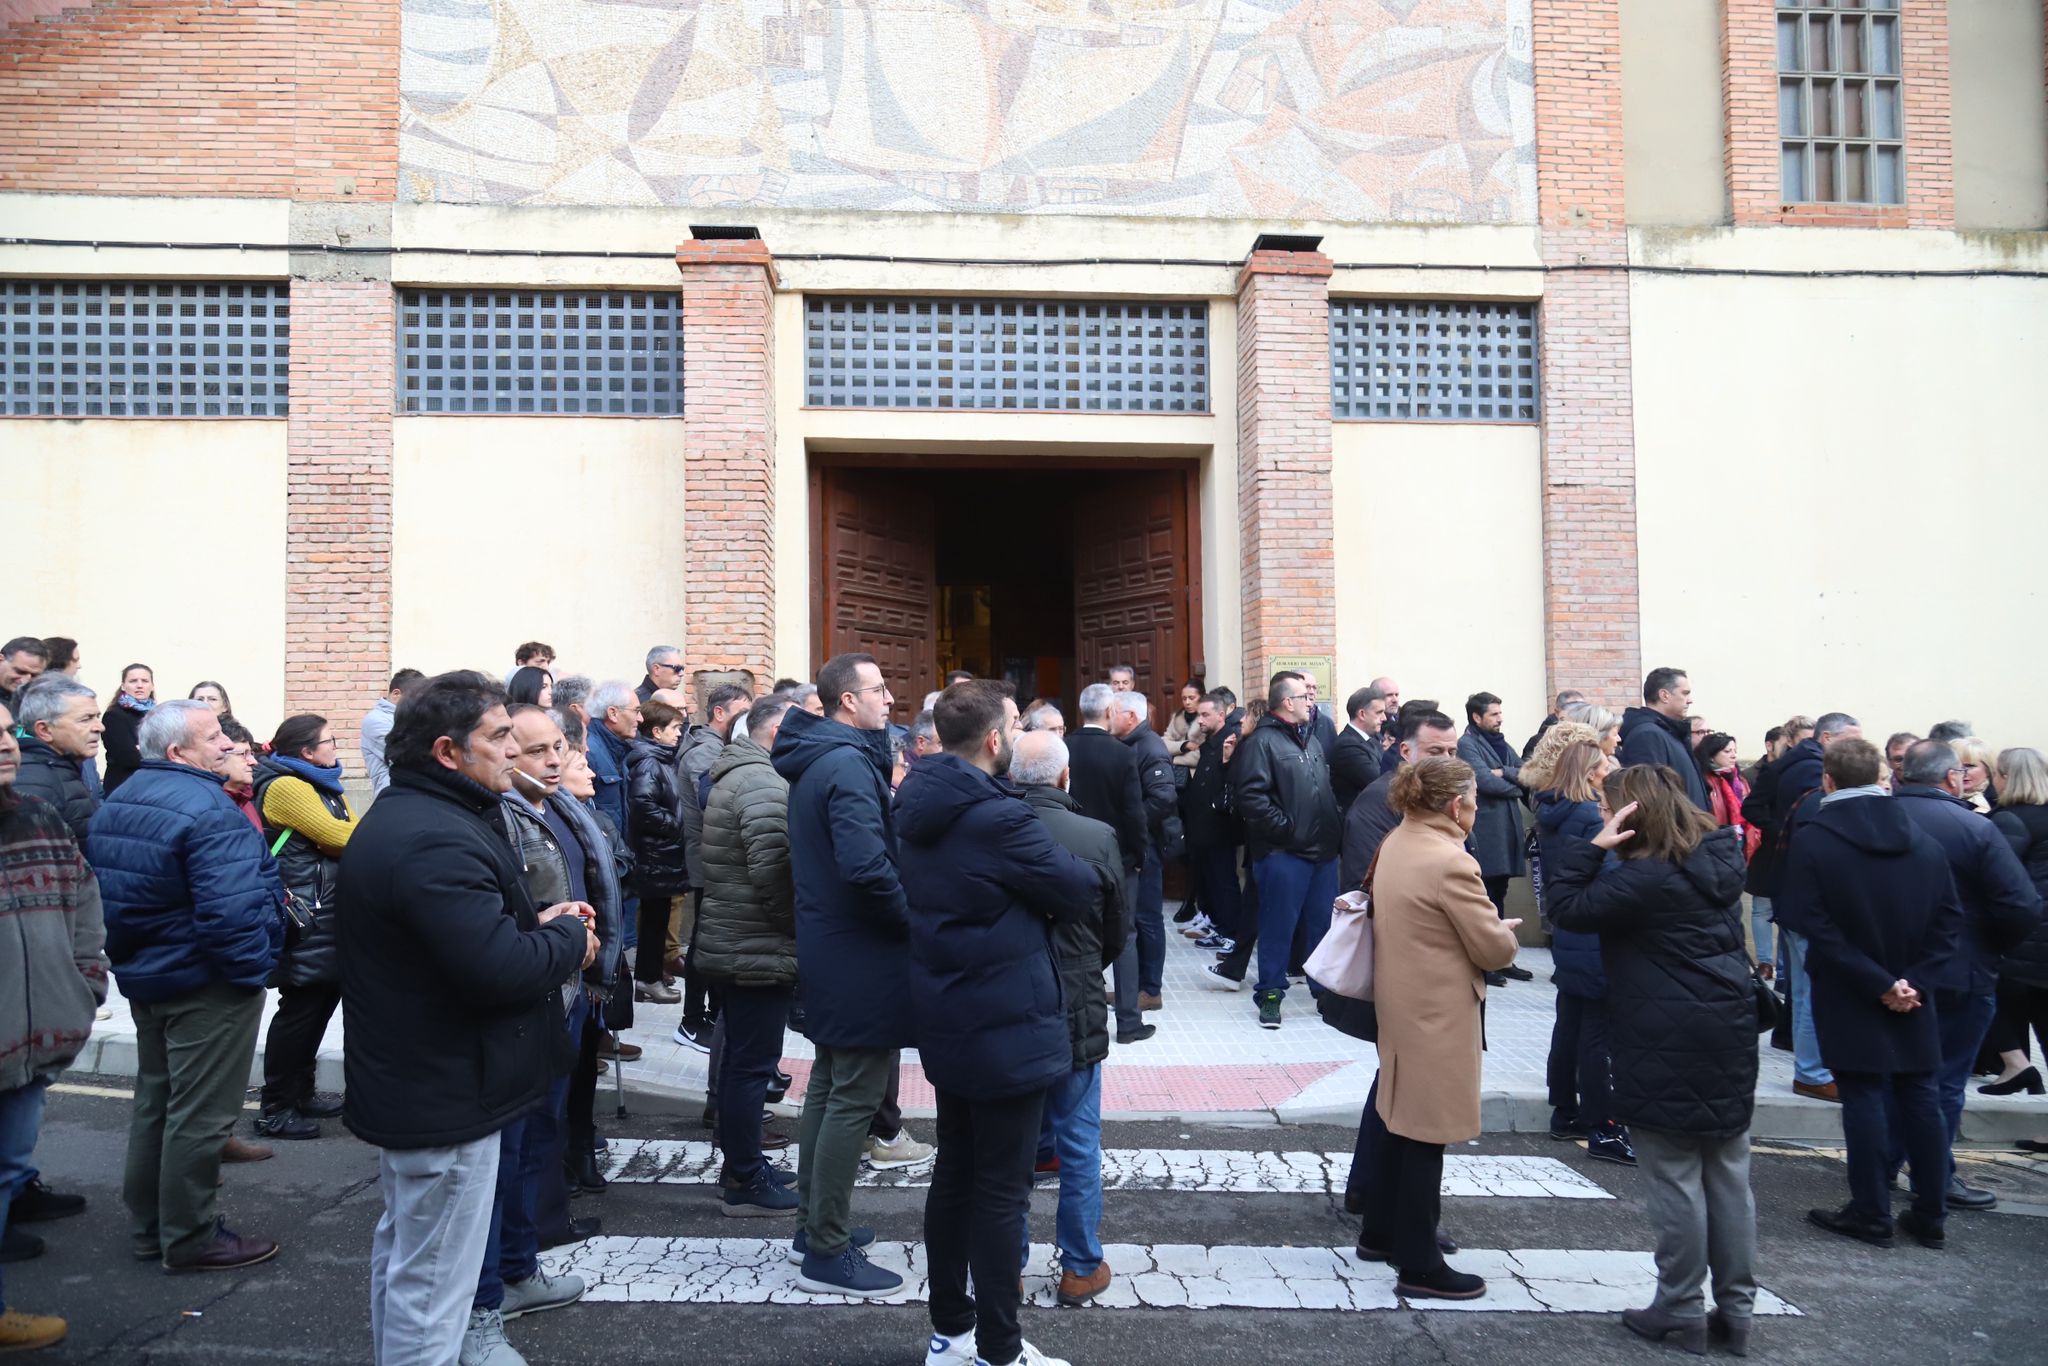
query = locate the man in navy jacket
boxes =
[89,699,285,1273]
[897,680,1103,1366]
[1617,666,1711,811]
[1889,739,2042,1208]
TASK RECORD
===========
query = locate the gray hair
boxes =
[1555,689,1586,710]
[1026,703,1064,732]
[552,675,593,711]
[1902,738,1962,786]
[922,690,943,714]
[1078,682,1115,724]
[1563,702,1617,737]
[137,699,214,761]
[549,707,586,749]
[1113,690,1149,722]
[644,645,682,671]
[745,694,793,738]
[14,675,96,734]
[1996,747,2048,807]
[909,709,937,745]
[590,680,637,720]
[778,682,819,707]
[1815,712,1860,740]
[1928,719,1973,743]
[1010,731,1069,787]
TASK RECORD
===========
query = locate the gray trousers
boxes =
[370,1134,501,1366]
[1632,1125,1758,1321]
[795,1044,894,1259]
[123,982,264,1263]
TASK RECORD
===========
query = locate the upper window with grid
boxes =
[399,290,682,415]
[1778,0,1903,205]
[2,281,289,418]
[1329,300,1538,423]
[805,298,1208,413]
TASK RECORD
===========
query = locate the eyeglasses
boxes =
[851,682,892,697]
[653,661,682,674]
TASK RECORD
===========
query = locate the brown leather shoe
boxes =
[1057,1261,1112,1307]
[222,1136,274,1163]
[762,1127,793,1152]
[1793,1080,1841,1103]
[1139,992,1163,1012]
[163,1219,279,1273]
[597,1034,643,1061]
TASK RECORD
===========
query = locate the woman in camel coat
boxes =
[1361,756,1523,1302]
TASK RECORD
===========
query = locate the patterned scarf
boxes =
[115,692,155,714]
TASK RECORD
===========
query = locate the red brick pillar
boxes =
[284,280,393,750]
[1234,248,1336,695]
[676,238,779,692]
[1533,0,1642,706]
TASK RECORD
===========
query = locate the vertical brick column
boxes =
[1533,0,1641,705]
[677,238,779,690]
[1234,249,1336,693]
[284,281,393,750]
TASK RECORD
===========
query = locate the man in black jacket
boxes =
[1230,672,1340,1030]
[11,675,102,850]
[1617,666,1711,811]
[1775,738,1961,1250]
[1331,684,1386,814]
[338,672,594,1366]
[1521,689,1585,761]
[1889,739,2043,1209]
[1014,729,1126,1310]
[1110,690,1180,1022]
[1066,682,1150,1042]
[1185,691,1244,954]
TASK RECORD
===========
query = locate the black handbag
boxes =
[1753,967,1783,1036]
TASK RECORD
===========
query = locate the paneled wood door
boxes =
[815,469,935,725]
[1074,470,1192,718]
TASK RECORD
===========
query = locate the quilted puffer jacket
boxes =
[694,737,795,989]
[1992,802,2048,988]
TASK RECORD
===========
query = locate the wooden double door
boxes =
[812,462,1200,725]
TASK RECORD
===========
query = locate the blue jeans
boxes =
[0,1078,50,1311]
[1886,986,1998,1185]
[1135,849,1165,997]
[1749,895,1775,968]
[1022,1065,1104,1277]
[1252,852,1337,997]
[474,996,583,1309]
[1780,930,1833,1086]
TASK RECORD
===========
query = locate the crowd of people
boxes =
[2,628,2045,1362]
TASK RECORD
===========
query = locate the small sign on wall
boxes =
[1269,655,1332,698]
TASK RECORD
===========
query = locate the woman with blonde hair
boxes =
[1952,736,1997,813]
[1564,703,1620,757]
[1359,756,1522,1301]
[1522,722,1596,795]
[1983,747,2048,1098]
[1547,765,1758,1356]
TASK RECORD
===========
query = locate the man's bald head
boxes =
[1009,730,1070,789]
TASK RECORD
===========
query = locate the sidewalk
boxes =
[71,913,2048,1141]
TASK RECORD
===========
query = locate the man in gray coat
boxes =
[1457,692,1533,983]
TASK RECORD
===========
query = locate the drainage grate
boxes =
[399,289,682,414]
[1330,299,1539,422]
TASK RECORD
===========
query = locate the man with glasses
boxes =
[772,654,917,1298]
[636,645,685,706]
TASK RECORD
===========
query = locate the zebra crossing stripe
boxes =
[541,1237,1800,1315]
[600,1142,1613,1199]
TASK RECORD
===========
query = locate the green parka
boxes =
[695,736,796,987]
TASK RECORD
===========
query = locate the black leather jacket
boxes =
[1229,714,1340,863]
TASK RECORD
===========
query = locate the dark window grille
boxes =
[1329,299,1539,422]
[398,289,682,415]
[805,297,1209,413]
[2,280,289,417]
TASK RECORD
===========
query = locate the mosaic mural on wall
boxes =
[400,0,1536,223]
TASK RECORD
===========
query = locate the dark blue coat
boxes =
[88,760,286,1004]
[895,755,1103,1100]
[1534,791,1607,998]
[587,721,633,840]
[1617,707,1711,811]
[1775,795,1962,1074]
[1891,785,2042,993]
[1743,739,1823,897]
[772,707,913,1050]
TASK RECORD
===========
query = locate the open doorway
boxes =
[810,459,1201,724]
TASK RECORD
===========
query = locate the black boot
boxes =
[565,1147,607,1194]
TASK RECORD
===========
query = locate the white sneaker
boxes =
[459,1309,528,1366]
[500,1267,585,1319]
[1181,913,1215,938]
[1201,963,1245,992]
[978,1342,1071,1366]
[926,1331,977,1366]
[865,1131,936,1170]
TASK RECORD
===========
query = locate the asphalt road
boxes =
[9,1076,2047,1365]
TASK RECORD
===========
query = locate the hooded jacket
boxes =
[1231,712,1340,863]
[13,733,98,850]
[1891,784,2042,993]
[696,736,796,989]
[1019,784,1126,1070]
[772,707,913,1049]
[1617,707,1711,811]
[625,736,689,896]
[896,754,1105,1099]
[1546,827,1757,1136]
[1774,795,1962,1074]
[1534,790,1606,999]
[0,794,110,1091]
[89,760,286,1004]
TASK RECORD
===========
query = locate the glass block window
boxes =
[1329,300,1539,422]
[2,280,289,417]
[804,297,1208,412]
[1777,0,1903,205]
[398,290,682,414]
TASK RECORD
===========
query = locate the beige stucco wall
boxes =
[1331,423,1548,734]
[1631,234,2048,752]
[1620,0,1728,228]
[6,419,289,729]
[391,417,687,686]
[1948,0,2048,231]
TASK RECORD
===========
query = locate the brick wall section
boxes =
[0,0,398,199]
[284,281,392,752]
[1234,249,1336,695]
[1724,0,1953,228]
[1533,0,1642,707]
[677,240,778,688]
